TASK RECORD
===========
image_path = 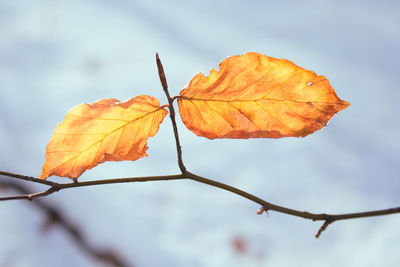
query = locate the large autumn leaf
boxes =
[39,95,168,180]
[177,52,350,139]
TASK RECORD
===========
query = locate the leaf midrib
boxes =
[178,96,346,106]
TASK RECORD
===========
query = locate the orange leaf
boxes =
[178,52,350,139]
[39,95,168,179]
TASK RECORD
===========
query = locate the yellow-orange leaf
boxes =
[39,95,168,179]
[178,52,350,139]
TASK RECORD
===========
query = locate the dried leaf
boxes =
[39,95,168,179]
[178,52,350,139]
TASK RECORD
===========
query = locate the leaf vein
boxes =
[254,101,296,133]
[45,107,163,175]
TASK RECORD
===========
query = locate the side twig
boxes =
[156,53,186,173]
[0,171,56,186]
[0,173,187,201]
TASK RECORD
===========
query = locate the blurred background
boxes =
[0,0,399,266]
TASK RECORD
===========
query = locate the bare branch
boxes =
[1,170,399,237]
[0,187,57,201]
[1,172,187,200]
[0,170,56,186]
[156,53,186,173]
[184,171,400,237]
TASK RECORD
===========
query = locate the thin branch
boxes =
[156,52,186,173]
[59,174,187,189]
[1,170,399,237]
[185,171,400,237]
[0,170,56,186]
[0,173,187,201]
[0,180,133,267]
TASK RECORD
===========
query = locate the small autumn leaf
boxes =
[39,95,168,180]
[177,52,350,139]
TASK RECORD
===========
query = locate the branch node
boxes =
[257,206,270,218]
[257,207,264,215]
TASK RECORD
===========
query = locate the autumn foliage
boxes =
[40,96,168,179]
[178,53,349,139]
[39,52,349,180]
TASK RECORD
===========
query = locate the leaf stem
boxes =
[156,53,186,173]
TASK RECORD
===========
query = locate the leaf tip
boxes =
[342,99,351,109]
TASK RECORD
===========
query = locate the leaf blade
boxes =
[178,52,349,139]
[39,95,168,179]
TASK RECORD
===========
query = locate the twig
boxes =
[0,173,187,201]
[1,171,399,237]
[315,218,335,238]
[1,55,399,239]
[0,171,56,186]
[156,53,186,173]
[0,180,133,267]
[185,171,400,237]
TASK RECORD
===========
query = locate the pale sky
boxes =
[0,1,399,266]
